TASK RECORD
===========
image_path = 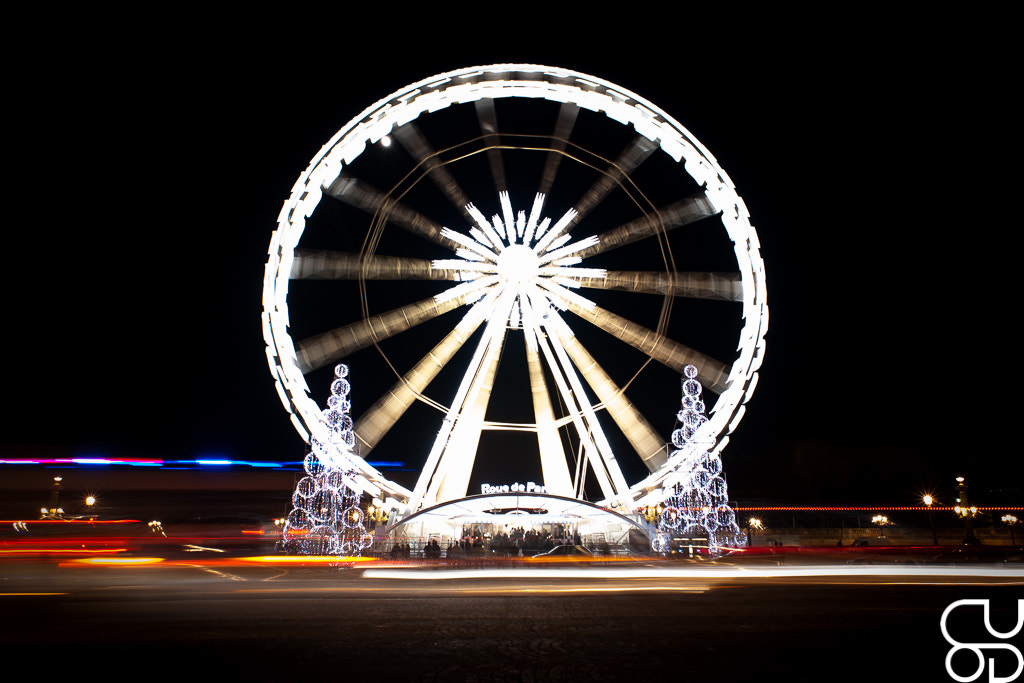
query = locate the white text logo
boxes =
[941,599,1023,683]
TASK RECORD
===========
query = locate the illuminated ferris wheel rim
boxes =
[262,64,768,507]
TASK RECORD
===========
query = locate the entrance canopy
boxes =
[387,492,650,548]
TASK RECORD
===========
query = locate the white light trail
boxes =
[362,565,1024,581]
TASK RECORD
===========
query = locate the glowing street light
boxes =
[923,495,938,545]
[1002,514,1019,547]
[43,475,64,519]
[954,476,979,545]
[872,515,889,537]
[746,517,764,546]
[82,495,98,520]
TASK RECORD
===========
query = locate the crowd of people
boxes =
[479,526,581,555]
[387,525,584,559]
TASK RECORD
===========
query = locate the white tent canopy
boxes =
[387,492,649,546]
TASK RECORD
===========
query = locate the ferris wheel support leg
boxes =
[521,294,617,502]
[543,312,634,512]
[573,437,588,499]
[532,325,615,501]
[432,327,505,503]
[525,316,621,507]
[555,329,667,473]
[406,417,454,514]
[526,342,574,497]
[406,291,513,512]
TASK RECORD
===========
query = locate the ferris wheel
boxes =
[262,64,767,514]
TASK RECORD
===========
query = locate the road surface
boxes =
[2,558,1022,682]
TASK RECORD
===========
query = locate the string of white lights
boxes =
[282,364,374,556]
[653,365,745,555]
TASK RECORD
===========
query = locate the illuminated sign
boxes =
[480,482,547,495]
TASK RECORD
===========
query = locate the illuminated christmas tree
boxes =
[282,364,373,556]
[653,365,744,555]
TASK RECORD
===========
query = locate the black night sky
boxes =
[4,17,1019,507]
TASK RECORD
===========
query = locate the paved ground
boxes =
[3,560,1022,682]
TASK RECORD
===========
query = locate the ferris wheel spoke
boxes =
[575,270,743,302]
[564,300,731,395]
[392,123,475,224]
[576,195,717,259]
[551,325,669,473]
[474,99,506,194]
[353,293,495,454]
[295,295,471,374]
[569,135,657,231]
[290,250,461,282]
[537,102,580,196]
[324,176,461,253]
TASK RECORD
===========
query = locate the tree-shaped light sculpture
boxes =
[282,364,373,556]
[653,365,745,555]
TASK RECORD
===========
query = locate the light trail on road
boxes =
[362,564,1024,582]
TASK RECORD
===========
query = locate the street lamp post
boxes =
[923,495,938,545]
[1002,515,1019,547]
[955,476,980,545]
[747,517,763,547]
[44,476,64,519]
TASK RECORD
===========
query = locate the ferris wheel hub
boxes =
[497,244,539,284]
